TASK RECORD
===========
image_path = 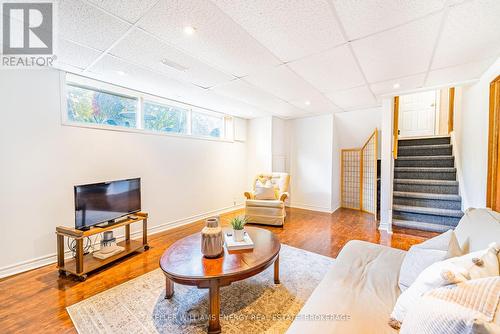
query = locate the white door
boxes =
[399,91,439,138]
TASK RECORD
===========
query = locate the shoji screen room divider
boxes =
[341,129,378,216]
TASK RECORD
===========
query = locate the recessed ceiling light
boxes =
[116,70,126,76]
[393,83,400,89]
[305,100,311,106]
[183,26,196,35]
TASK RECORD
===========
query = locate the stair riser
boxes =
[398,137,450,146]
[394,183,459,194]
[398,146,452,157]
[394,171,456,181]
[393,220,452,233]
[393,197,462,210]
[393,211,461,227]
[395,159,454,168]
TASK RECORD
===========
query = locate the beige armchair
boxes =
[244,173,290,226]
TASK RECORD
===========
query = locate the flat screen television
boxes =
[74,178,141,230]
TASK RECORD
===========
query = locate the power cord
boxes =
[67,237,93,257]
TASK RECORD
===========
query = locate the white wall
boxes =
[456,57,500,209]
[271,117,288,173]
[288,115,334,212]
[246,117,272,187]
[334,107,382,150]
[0,69,248,277]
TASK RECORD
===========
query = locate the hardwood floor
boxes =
[0,207,437,333]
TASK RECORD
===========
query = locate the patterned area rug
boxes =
[67,244,334,334]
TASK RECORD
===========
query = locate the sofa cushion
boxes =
[286,240,405,334]
[400,277,500,334]
[454,208,500,253]
[254,180,277,200]
[390,244,500,327]
[399,230,462,291]
[245,199,284,208]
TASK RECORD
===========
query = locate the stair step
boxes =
[394,167,456,181]
[394,167,456,172]
[393,191,462,210]
[395,156,454,167]
[398,144,452,157]
[393,191,461,201]
[393,205,463,217]
[394,179,458,185]
[394,179,459,195]
[398,136,451,147]
[393,219,455,233]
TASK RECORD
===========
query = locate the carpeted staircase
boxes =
[393,136,464,232]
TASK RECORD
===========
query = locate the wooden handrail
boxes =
[393,96,400,159]
[448,87,455,133]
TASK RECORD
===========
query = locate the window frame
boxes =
[62,73,234,143]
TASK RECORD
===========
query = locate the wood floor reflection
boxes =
[0,207,437,333]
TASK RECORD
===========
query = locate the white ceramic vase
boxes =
[233,229,245,242]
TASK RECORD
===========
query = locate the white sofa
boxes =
[286,208,500,333]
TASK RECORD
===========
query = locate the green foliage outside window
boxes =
[67,85,137,128]
[143,101,187,134]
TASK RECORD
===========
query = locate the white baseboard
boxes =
[289,202,335,213]
[0,204,244,279]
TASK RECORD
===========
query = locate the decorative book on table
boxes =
[224,232,254,250]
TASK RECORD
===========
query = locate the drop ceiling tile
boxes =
[288,45,365,93]
[109,28,234,88]
[426,58,497,86]
[212,0,344,62]
[58,0,131,51]
[432,0,500,69]
[137,0,280,77]
[86,0,158,23]
[332,0,446,40]
[352,13,442,83]
[370,73,426,96]
[289,94,343,114]
[327,86,377,110]
[243,64,320,102]
[212,80,291,114]
[86,55,268,119]
[54,39,101,70]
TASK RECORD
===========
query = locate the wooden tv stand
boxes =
[56,212,149,281]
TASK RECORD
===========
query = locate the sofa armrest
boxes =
[244,191,254,200]
[280,192,289,202]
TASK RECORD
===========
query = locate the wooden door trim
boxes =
[393,96,399,159]
[486,75,500,209]
[448,87,455,133]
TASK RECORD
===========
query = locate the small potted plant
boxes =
[230,216,247,242]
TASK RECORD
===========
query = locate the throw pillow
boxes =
[254,180,276,200]
[399,230,463,291]
[389,243,500,329]
[400,277,500,334]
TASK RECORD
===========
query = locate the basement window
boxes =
[63,74,233,142]
[143,100,188,134]
[191,111,223,138]
[66,85,138,128]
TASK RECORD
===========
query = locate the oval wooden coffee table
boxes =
[159,226,281,334]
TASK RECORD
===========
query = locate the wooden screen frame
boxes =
[361,129,378,215]
[341,148,362,210]
[340,129,378,217]
[486,75,500,210]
